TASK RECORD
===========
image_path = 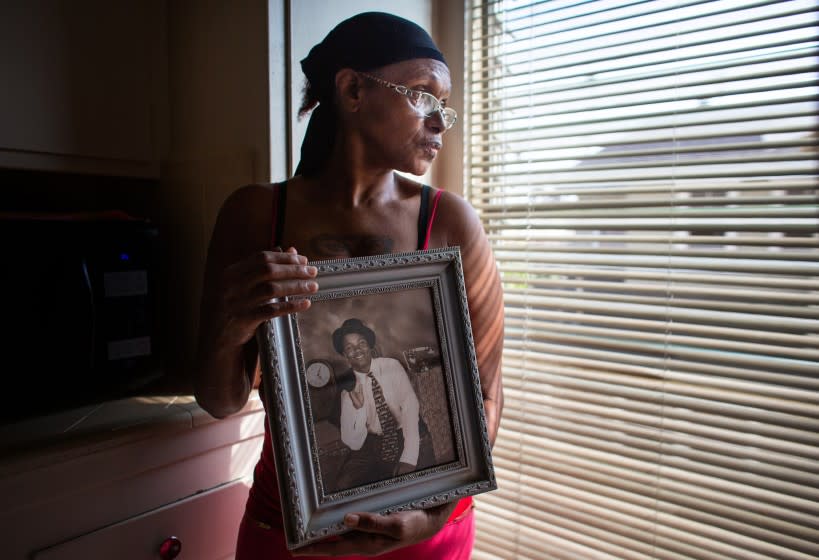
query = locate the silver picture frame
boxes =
[256,247,496,550]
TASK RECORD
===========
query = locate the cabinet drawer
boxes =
[33,480,250,560]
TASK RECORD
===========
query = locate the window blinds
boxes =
[465,1,819,559]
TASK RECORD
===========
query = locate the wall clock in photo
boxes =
[305,359,333,388]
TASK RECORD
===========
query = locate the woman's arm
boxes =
[194,185,318,418]
[438,191,505,447]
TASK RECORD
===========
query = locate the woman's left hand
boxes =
[292,502,456,557]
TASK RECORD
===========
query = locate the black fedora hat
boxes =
[332,318,376,354]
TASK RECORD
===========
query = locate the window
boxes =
[466,1,818,558]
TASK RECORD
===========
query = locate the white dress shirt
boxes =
[339,357,421,466]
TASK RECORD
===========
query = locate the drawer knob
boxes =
[159,536,182,559]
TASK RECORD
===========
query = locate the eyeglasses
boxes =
[359,72,457,131]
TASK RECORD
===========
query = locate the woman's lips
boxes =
[421,140,442,158]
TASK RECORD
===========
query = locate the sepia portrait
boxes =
[297,286,458,495]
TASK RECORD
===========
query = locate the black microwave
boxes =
[1,214,162,422]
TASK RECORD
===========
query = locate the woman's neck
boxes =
[311,136,400,208]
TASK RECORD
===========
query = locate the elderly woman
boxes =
[194,12,504,559]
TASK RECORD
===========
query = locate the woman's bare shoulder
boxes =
[430,188,484,248]
[220,183,275,215]
[210,183,278,258]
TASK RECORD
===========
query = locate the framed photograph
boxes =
[256,247,496,549]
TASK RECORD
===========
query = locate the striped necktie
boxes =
[368,372,400,462]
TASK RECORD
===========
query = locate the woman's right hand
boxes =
[208,247,318,350]
[195,246,318,418]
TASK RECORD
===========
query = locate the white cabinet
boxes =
[0,396,266,560]
[32,480,249,560]
[0,0,165,177]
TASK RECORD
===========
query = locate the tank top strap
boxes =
[270,181,287,249]
[417,185,443,251]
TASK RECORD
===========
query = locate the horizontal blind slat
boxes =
[497,265,819,290]
[495,246,819,264]
[475,192,818,210]
[495,253,819,274]
[473,179,818,198]
[501,277,819,303]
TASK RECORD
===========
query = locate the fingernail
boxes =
[344,514,359,527]
[306,281,318,291]
[305,266,317,275]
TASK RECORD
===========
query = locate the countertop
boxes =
[0,392,265,478]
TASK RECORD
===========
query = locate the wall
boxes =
[431,1,466,196]
[159,0,278,379]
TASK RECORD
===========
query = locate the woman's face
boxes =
[354,58,452,176]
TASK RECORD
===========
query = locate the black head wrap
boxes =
[295,12,447,177]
